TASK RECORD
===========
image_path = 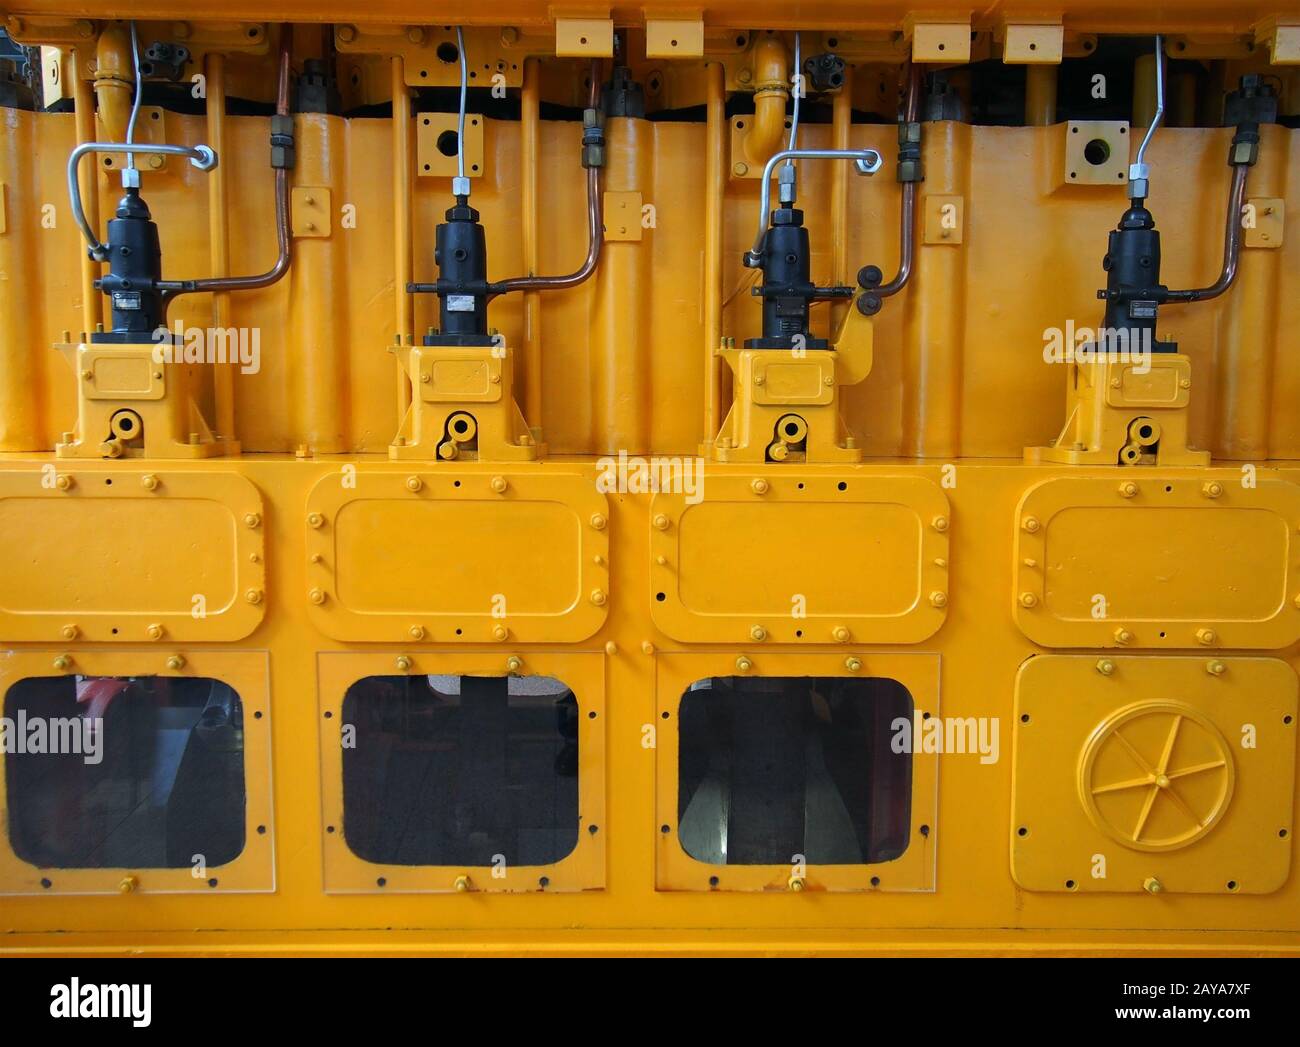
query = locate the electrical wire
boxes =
[785,31,801,169]
[455,26,468,187]
[125,21,143,171]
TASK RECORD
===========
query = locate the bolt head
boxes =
[244,512,261,528]
[141,474,159,491]
[1207,660,1227,676]
[653,514,670,531]
[146,623,164,640]
[735,656,752,672]
[1118,481,1138,498]
[395,655,412,671]
[1197,628,1217,645]
[1114,628,1133,645]
[166,655,186,671]
[590,588,607,606]
[929,590,948,608]
[1203,481,1224,499]
[493,625,508,641]
[406,476,424,493]
[751,478,770,495]
[491,476,508,493]
[590,513,607,531]
[1022,516,1040,533]
[409,625,425,640]
[832,626,850,643]
[750,625,767,641]
[506,656,523,672]
[1096,658,1115,676]
[932,515,949,532]
[845,657,862,672]
[307,512,324,528]
[61,625,78,640]
[309,588,327,605]
[1019,592,1038,608]
[604,641,618,656]
[52,655,72,671]
[55,474,74,491]
[1143,877,1163,894]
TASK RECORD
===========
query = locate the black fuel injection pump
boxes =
[95,185,167,343]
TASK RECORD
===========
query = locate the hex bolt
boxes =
[1019,592,1038,608]
[832,626,851,643]
[1207,660,1227,676]
[245,588,264,605]
[590,589,607,606]
[52,655,73,671]
[750,625,767,641]
[309,588,327,605]
[1114,627,1133,645]
[61,624,78,640]
[788,876,806,892]
[653,514,670,531]
[55,474,74,491]
[244,512,261,528]
[307,512,324,528]
[641,641,656,655]
[119,876,138,894]
[395,655,412,672]
[751,478,770,495]
[506,656,523,672]
[735,656,753,672]
[493,625,509,641]
[491,476,509,493]
[406,476,423,493]
[1197,628,1217,646]
[589,513,607,530]
[1118,481,1138,498]
[932,515,949,532]
[1143,877,1163,894]
[454,875,471,892]
[930,591,948,608]
[409,625,425,640]
[845,656,862,672]
[1021,516,1040,533]
[141,474,159,491]
[166,655,186,671]
[1202,481,1224,499]
[146,623,164,641]
[1096,658,1116,676]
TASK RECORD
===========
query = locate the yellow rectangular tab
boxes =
[923,194,964,245]
[1003,23,1063,64]
[290,186,331,238]
[1245,198,1284,247]
[417,112,484,179]
[602,190,643,240]
[555,18,613,57]
[645,18,704,58]
[906,18,971,63]
[1259,22,1300,63]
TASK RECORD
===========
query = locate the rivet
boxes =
[1118,481,1138,498]
[1202,481,1224,499]
[750,625,767,641]
[406,476,424,493]
[1019,592,1038,608]
[491,476,508,493]
[307,512,324,528]
[1096,658,1115,676]
[845,656,862,672]
[493,625,509,641]
[409,625,425,640]
[753,374,766,386]
[751,478,769,495]
[1114,627,1133,645]
[1207,660,1227,676]
[506,656,523,672]
[653,514,670,531]
[590,588,607,606]
[146,623,164,640]
[604,641,618,656]
[929,591,948,608]
[309,588,327,605]
[735,656,752,672]
[243,512,261,528]
[1021,516,1040,533]
[52,654,72,671]
[932,515,949,532]
[589,513,607,530]
[832,626,850,643]
[1197,628,1217,646]
[166,655,186,671]
[594,554,606,566]
[309,553,322,564]
[60,624,78,640]
[141,474,159,491]
[395,655,412,671]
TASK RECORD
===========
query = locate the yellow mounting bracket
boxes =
[1026,353,1209,467]
[53,339,236,459]
[388,341,541,461]
[710,303,873,464]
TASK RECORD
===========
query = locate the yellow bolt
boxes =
[932,515,949,532]
[406,26,425,44]
[1022,516,1040,533]
[166,655,186,671]
[1114,627,1133,645]
[929,591,948,608]
[845,656,862,672]
[653,513,670,530]
[733,161,749,176]
[55,474,74,491]
[307,512,324,528]
[750,625,767,641]
[735,656,752,672]
[52,655,72,671]
[590,588,607,606]
[61,624,78,640]
[406,476,423,493]
[337,24,357,43]
[420,372,431,383]
[454,874,471,892]
[409,625,425,640]
[604,641,618,656]
[141,474,159,491]
[788,876,805,892]
[1202,481,1224,499]
[245,588,264,605]
[148,155,163,171]
[1197,628,1217,646]
[1118,481,1138,498]
[506,655,523,672]
[1096,658,1115,676]
[1207,660,1227,676]
[146,623,164,641]
[832,626,851,643]
[491,476,509,493]
[1019,592,1038,608]
[395,655,412,671]
[243,512,261,528]
[641,641,656,655]
[751,478,770,495]
[309,588,327,605]
[589,513,607,530]
[493,624,508,641]
[119,875,138,894]
[1143,877,1163,894]
[500,26,519,44]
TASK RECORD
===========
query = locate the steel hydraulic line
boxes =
[490,59,604,295]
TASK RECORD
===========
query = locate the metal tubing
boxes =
[1165,163,1248,303]
[703,60,725,439]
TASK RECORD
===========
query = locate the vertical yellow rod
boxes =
[703,61,725,442]
[1024,65,1057,126]
[520,58,542,425]
[206,53,235,439]
[0,106,42,449]
[72,48,100,338]
[829,67,852,331]
[392,56,413,421]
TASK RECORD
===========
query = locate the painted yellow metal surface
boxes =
[0,1,1297,956]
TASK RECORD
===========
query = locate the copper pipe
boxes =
[161,24,293,301]
[876,64,923,300]
[1166,163,1248,303]
[491,60,603,296]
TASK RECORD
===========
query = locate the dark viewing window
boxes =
[677,676,913,865]
[4,676,246,869]
[341,674,580,867]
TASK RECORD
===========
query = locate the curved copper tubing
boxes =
[161,24,293,301]
[876,63,923,300]
[1166,163,1248,303]
[492,60,603,296]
